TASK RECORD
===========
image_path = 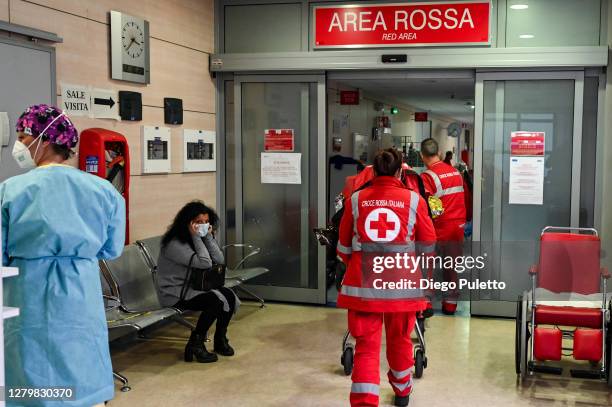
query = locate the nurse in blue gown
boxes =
[1,104,126,407]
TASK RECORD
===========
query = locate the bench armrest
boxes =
[103,294,122,311]
[222,243,262,270]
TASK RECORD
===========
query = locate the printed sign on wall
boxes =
[264,129,295,152]
[314,1,491,48]
[510,131,545,156]
[61,84,91,117]
[509,156,545,205]
[90,88,119,120]
[261,153,301,184]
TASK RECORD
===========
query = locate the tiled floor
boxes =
[107,302,612,406]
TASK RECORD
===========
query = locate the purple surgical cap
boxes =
[16,104,78,149]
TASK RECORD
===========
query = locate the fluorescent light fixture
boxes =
[519,34,535,39]
[510,4,529,10]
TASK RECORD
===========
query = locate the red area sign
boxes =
[264,129,295,152]
[414,112,428,122]
[314,1,491,48]
[510,131,545,156]
[340,90,360,105]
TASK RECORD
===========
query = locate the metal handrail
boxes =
[541,226,598,236]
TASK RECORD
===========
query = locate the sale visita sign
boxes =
[313,1,491,48]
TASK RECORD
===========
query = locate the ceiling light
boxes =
[519,34,534,39]
[510,4,529,10]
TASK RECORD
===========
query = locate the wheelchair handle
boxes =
[541,226,598,236]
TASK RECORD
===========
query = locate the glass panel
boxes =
[580,76,598,228]
[506,0,601,47]
[240,82,318,289]
[224,4,302,53]
[479,79,574,301]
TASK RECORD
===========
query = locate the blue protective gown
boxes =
[1,164,126,407]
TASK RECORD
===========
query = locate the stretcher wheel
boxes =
[341,347,354,376]
[121,385,131,392]
[417,318,426,336]
[414,349,424,378]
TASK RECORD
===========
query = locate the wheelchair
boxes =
[515,227,612,385]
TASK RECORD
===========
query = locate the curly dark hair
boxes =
[161,200,219,249]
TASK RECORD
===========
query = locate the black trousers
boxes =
[176,287,236,337]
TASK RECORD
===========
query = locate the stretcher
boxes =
[515,227,611,385]
[314,224,428,378]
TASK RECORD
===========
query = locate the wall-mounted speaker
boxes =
[164,98,183,125]
[119,91,142,121]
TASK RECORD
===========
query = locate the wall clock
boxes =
[447,122,462,138]
[110,10,150,84]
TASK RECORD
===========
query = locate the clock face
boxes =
[448,122,462,138]
[121,21,145,59]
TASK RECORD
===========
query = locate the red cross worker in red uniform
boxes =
[420,138,467,315]
[342,163,422,200]
[337,149,436,407]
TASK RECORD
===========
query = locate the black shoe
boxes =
[394,395,409,406]
[184,332,218,363]
[214,331,235,356]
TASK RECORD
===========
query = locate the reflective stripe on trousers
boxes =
[341,285,423,299]
[388,368,413,392]
[351,382,380,395]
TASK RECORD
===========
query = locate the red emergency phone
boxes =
[78,128,130,243]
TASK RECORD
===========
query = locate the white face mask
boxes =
[12,139,38,169]
[12,111,66,169]
[197,223,210,237]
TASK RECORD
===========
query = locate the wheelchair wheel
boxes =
[607,301,612,387]
[515,294,529,378]
[414,349,424,378]
[341,347,354,376]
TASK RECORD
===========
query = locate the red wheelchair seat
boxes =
[535,305,602,329]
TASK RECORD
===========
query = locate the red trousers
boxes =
[348,310,417,407]
[435,220,465,299]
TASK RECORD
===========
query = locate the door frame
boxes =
[471,70,585,317]
[228,73,327,304]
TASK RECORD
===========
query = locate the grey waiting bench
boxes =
[136,236,270,307]
[99,244,194,392]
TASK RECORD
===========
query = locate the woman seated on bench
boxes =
[157,200,239,363]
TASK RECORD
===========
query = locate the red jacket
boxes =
[336,176,436,313]
[421,161,467,225]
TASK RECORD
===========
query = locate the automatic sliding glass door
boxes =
[472,71,584,317]
[228,75,326,304]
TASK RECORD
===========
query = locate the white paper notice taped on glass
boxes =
[261,153,301,184]
[509,156,545,205]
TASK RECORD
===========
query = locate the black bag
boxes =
[180,253,225,299]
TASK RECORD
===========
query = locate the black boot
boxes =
[394,395,409,406]
[214,328,235,356]
[184,331,218,363]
